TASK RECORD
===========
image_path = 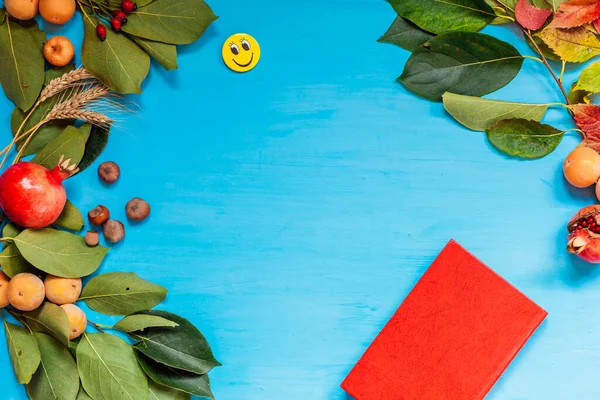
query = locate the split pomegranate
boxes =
[567,205,600,263]
[0,157,78,228]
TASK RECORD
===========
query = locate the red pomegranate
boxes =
[567,205,600,263]
[0,157,78,229]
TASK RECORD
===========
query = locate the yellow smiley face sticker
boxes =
[222,33,261,72]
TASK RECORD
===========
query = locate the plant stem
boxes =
[560,61,566,83]
[87,320,106,333]
[522,28,570,105]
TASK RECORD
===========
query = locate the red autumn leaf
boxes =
[594,17,600,31]
[571,103,600,142]
[516,0,552,30]
[552,0,600,28]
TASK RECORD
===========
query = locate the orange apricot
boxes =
[39,0,75,25]
[0,271,10,308]
[5,0,39,20]
[8,273,45,311]
[563,147,600,188]
[60,304,87,340]
[44,275,81,305]
[43,36,75,67]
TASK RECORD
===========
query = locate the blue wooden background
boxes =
[0,0,597,398]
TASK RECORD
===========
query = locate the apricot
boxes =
[44,275,81,305]
[5,0,39,20]
[0,271,10,308]
[60,304,86,340]
[43,36,74,67]
[8,273,45,312]
[39,0,75,25]
[563,147,600,188]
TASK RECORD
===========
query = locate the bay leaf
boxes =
[32,125,86,169]
[76,386,93,400]
[54,200,85,231]
[0,243,37,278]
[45,64,75,86]
[136,352,214,399]
[68,337,79,358]
[148,380,190,400]
[535,26,600,62]
[486,118,563,158]
[0,8,5,24]
[26,332,78,400]
[389,0,495,34]
[81,16,150,94]
[78,124,110,172]
[77,333,148,400]
[3,222,23,242]
[17,302,71,346]
[0,19,45,110]
[114,314,178,332]
[377,17,433,52]
[80,272,167,315]
[21,19,46,52]
[4,320,41,384]
[132,37,178,70]
[442,92,550,131]
[122,0,217,45]
[131,310,220,374]
[13,228,108,278]
[399,32,523,101]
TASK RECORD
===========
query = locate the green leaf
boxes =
[115,314,178,332]
[13,228,108,278]
[76,386,93,400]
[54,200,85,231]
[4,320,41,384]
[131,311,220,375]
[0,19,45,110]
[122,0,218,45]
[136,353,214,399]
[26,332,78,400]
[535,26,600,63]
[148,380,190,400]
[81,16,150,94]
[0,244,37,278]
[442,92,550,131]
[132,37,178,70]
[574,62,600,94]
[78,125,110,172]
[399,32,523,101]
[137,0,155,5]
[0,8,6,24]
[377,17,433,52]
[484,0,515,24]
[32,125,86,169]
[22,19,46,52]
[77,333,148,400]
[17,302,71,346]
[80,272,167,315]
[3,222,22,238]
[68,338,79,358]
[569,82,592,104]
[389,0,495,34]
[45,64,75,86]
[486,118,563,158]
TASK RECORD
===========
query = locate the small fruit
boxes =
[96,24,107,41]
[112,10,127,23]
[5,0,40,20]
[85,231,99,247]
[8,273,45,311]
[43,36,75,67]
[563,146,600,188]
[60,304,86,340]
[0,158,78,228]
[88,205,110,225]
[0,271,10,308]
[39,0,76,24]
[110,17,122,32]
[121,0,136,13]
[44,275,81,305]
[567,205,600,263]
[103,220,125,243]
[126,198,150,221]
[98,161,120,184]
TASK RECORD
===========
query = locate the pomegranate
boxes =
[0,157,78,229]
[567,205,600,263]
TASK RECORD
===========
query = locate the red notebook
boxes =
[341,240,547,400]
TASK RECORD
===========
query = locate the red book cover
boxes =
[341,240,547,400]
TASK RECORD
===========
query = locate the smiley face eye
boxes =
[241,39,251,51]
[230,44,240,55]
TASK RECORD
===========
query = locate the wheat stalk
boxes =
[44,84,113,126]
[38,68,95,104]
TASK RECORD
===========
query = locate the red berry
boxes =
[121,0,136,13]
[96,24,107,41]
[112,10,127,23]
[111,17,122,32]
[0,159,78,228]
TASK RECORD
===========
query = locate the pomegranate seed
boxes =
[121,0,137,13]
[111,17,122,32]
[112,10,128,23]
[96,24,107,41]
[582,221,589,227]
[588,217,595,223]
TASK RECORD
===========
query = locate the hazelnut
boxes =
[85,231,99,247]
[126,198,150,221]
[88,205,110,225]
[103,220,125,243]
[98,161,120,184]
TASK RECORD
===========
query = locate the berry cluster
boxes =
[95,0,138,41]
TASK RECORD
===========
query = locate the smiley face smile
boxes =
[233,53,254,68]
[222,33,261,73]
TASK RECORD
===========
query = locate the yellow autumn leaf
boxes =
[535,26,600,62]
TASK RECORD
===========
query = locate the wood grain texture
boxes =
[0,0,596,399]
